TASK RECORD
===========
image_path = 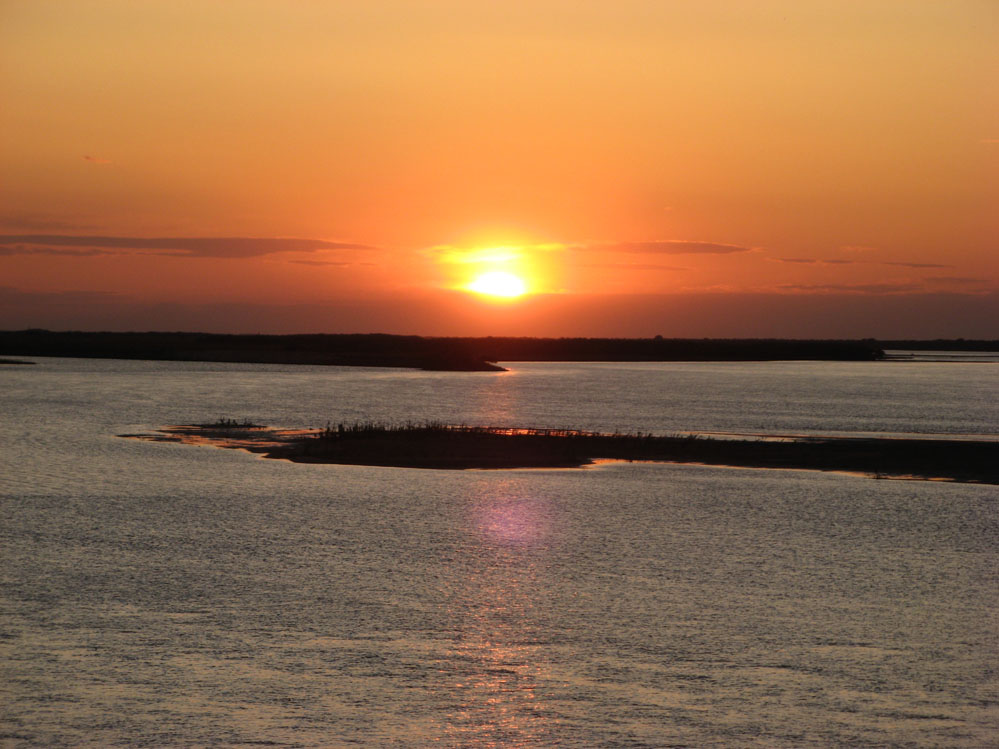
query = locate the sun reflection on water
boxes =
[434,483,558,746]
[476,499,551,547]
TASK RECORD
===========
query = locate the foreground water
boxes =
[2,358,997,746]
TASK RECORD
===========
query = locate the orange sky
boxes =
[1,1,997,336]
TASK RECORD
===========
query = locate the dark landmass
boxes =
[0,330,504,371]
[879,339,999,352]
[122,422,999,484]
[1,330,888,370]
[0,357,34,365]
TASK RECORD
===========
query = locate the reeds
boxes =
[313,420,692,440]
[147,418,998,481]
[201,417,264,429]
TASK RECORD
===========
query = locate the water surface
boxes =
[2,358,997,746]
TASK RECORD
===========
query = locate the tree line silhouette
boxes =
[0,330,911,370]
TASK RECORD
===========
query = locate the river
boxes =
[2,357,996,746]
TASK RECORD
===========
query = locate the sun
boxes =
[466,270,527,298]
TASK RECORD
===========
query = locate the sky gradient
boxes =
[2,1,997,337]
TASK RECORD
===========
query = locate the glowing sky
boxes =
[1,1,996,336]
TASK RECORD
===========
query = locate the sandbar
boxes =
[120,422,999,484]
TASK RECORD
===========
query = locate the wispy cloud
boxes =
[771,257,856,265]
[580,262,689,271]
[288,259,374,267]
[0,235,375,259]
[428,240,754,260]
[925,276,990,284]
[0,245,120,257]
[578,240,756,255]
[778,282,925,294]
[83,155,112,164]
[774,256,952,269]
[882,261,952,269]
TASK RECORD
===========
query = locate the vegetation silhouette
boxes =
[0,330,914,370]
[124,421,999,483]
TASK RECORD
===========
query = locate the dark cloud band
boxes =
[578,240,755,255]
[0,235,374,258]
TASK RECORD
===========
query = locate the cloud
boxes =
[981,139,999,145]
[925,276,990,284]
[0,235,375,258]
[774,257,951,269]
[882,261,952,269]
[777,282,925,294]
[771,257,856,265]
[429,240,753,262]
[288,259,355,267]
[581,262,689,271]
[0,245,120,257]
[83,155,112,164]
[580,240,755,255]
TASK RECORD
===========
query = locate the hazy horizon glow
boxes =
[1,1,996,337]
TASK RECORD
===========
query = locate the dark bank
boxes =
[124,421,999,484]
[0,330,902,371]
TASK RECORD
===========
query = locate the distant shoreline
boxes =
[0,330,912,371]
[121,422,999,484]
[6,331,997,371]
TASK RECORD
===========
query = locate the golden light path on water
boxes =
[434,374,556,745]
[437,480,556,746]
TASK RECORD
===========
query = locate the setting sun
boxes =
[466,271,528,299]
